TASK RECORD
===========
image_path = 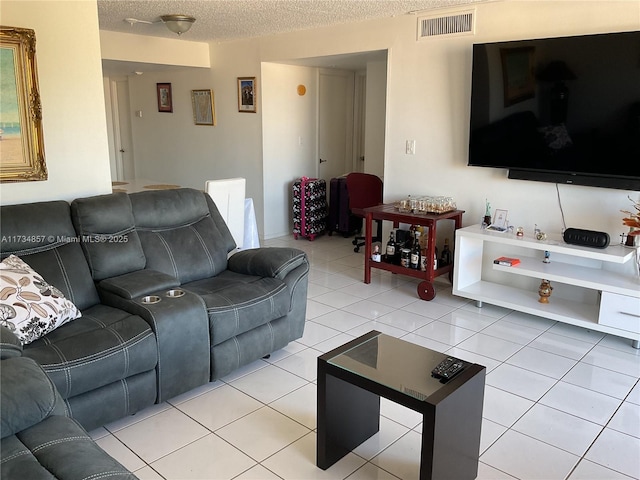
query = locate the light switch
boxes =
[406,140,416,155]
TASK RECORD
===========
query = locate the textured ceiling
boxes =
[97,0,483,43]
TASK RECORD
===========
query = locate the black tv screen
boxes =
[468,31,640,190]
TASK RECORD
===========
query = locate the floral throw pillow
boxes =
[0,255,81,345]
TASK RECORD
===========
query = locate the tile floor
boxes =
[89,233,640,480]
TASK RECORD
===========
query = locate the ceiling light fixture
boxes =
[160,14,196,35]
[123,14,196,36]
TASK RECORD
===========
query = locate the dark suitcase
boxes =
[328,176,361,237]
[293,177,327,240]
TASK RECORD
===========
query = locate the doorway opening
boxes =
[261,49,387,239]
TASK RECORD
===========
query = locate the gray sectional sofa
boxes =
[0,187,309,478]
[0,344,136,479]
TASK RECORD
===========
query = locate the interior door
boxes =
[105,77,135,181]
[115,79,135,180]
[318,69,354,183]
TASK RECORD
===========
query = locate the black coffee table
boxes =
[317,330,485,480]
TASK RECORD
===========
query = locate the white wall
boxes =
[207,40,265,230]
[262,63,318,238]
[103,0,639,242]
[112,38,267,232]
[126,68,216,184]
[364,59,387,179]
[1,0,111,205]
[100,30,209,68]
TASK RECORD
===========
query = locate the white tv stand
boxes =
[453,225,640,348]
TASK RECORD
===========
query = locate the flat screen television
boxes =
[468,31,640,190]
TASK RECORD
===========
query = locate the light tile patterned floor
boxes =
[90,233,640,480]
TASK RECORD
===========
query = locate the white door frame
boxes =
[104,76,134,181]
[352,72,367,172]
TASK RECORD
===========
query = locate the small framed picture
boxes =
[486,209,509,232]
[191,89,216,126]
[237,77,256,113]
[157,83,173,113]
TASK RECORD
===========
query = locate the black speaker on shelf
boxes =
[563,228,610,249]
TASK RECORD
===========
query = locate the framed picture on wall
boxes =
[237,77,256,113]
[0,26,47,182]
[191,89,216,126]
[157,83,173,112]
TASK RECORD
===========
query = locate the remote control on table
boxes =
[431,357,456,378]
[431,356,467,383]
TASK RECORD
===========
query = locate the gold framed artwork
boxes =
[500,47,536,107]
[0,26,47,182]
[191,89,216,125]
[237,77,256,113]
[157,83,173,112]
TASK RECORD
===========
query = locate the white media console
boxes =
[453,225,640,348]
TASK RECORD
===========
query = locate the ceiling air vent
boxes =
[417,9,475,40]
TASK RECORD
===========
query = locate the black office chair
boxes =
[346,172,383,252]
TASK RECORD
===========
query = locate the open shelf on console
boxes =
[492,256,639,297]
[453,225,640,344]
[461,225,635,263]
[455,280,599,326]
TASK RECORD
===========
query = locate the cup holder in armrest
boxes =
[141,295,161,305]
[165,289,185,298]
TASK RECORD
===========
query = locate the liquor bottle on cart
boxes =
[418,227,428,271]
[440,238,452,267]
[410,231,421,270]
[434,246,438,270]
[385,231,396,264]
[408,224,417,249]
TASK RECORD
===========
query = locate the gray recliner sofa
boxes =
[0,187,309,476]
[0,334,136,479]
[0,200,159,432]
[71,188,309,381]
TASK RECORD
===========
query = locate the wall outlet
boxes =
[406,140,416,155]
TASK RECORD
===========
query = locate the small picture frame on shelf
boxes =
[486,209,508,232]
